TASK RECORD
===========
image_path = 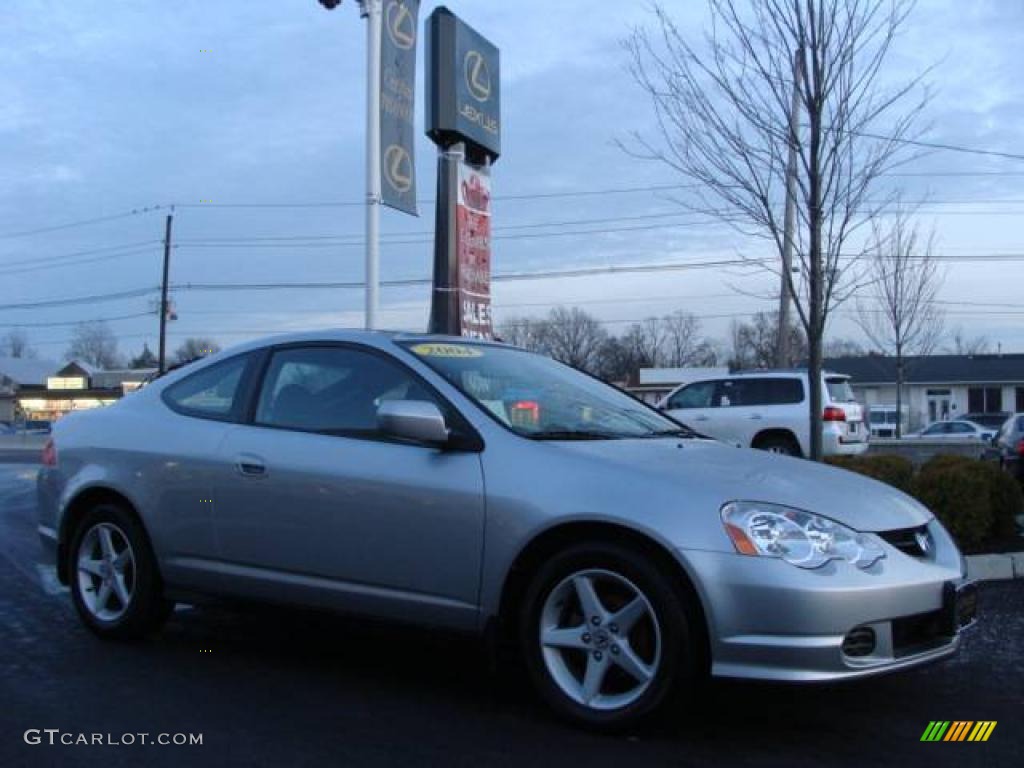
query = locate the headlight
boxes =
[720,501,885,570]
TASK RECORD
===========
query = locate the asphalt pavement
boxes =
[0,463,1020,768]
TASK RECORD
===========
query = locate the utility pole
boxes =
[776,46,802,368]
[320,0,382,330]
[158,213,173,374]
[360,0,382,330]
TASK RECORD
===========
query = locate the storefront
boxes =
[13,362,154,424]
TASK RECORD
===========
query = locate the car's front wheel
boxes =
[520,542,697,729]
[69,503,172,640]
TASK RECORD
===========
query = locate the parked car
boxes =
[658,370,867,457]
[867,405,908,439]
[20,419,52,435]
[907,420,994,442]
[958,412,1011,430]
[37,332,974,728]
[990,413,1024,482]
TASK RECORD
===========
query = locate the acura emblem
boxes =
[914,530,932,556]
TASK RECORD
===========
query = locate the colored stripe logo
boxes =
[921,721,996,742]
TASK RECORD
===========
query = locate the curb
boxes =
[965,552,1024,581]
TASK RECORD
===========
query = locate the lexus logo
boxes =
[385,1,415,51]
[464,50,491,102]
[383,144,413,193]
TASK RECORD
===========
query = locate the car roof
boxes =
[191,329,509,354]
[143,329,517,388]
[682,369,848,379]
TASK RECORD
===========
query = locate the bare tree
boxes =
[130,343,159,369]
[174,338,222,365]
[856,216,943,437]
[625,0,928,458]
[630,317,671,367]
[824,337,867,358]
[593,335,637,383]
[945,328,990,356]
[498,316,550,353]
[731,311,806,369]
[506,308,608,373]
[67,321,120,369]
[661,311,699,366]
[0,329,36,359]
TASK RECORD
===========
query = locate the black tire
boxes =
[67,503,172,641]
[519,541,697,730]
[754,434,801,457]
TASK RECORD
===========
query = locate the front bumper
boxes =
[680,518,970,682]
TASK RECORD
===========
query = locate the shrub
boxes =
[984,464,1024,538]
[912,459,994,549]
[825,454,915,494]
[920,454,976,475]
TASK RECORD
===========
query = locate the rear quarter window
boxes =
[741,377,804,406]
[826,377,856,402]
[162,353,253,422]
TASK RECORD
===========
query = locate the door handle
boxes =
[749,413,763,420]
[235,455,267,477]
[693,415,710,422]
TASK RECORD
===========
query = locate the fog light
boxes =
[842,627,876,657]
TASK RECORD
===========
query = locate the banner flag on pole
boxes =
[380,0,419,216]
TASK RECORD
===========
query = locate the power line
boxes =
[852,131,1024,162]
[172,258,766,295]
[0,246,161,277]
[0,207,166,241]
[0,239,162,269]
[170,184,704,210]
[176,211,716,245]
[0,287,158,312]
[0,312,153,329]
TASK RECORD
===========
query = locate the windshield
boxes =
[826,377,856,402]
[402,341,688,439]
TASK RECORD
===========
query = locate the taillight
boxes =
[41,439,57,467]
[823,406,847,422]
[1017,438,1024,457]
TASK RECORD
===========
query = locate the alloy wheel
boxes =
[539,568,662,711]
[76,522,136,622]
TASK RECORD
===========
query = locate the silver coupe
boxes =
[37,331,976,728]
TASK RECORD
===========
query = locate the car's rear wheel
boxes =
[69,503,172,640]
[520,542,696,729]
[755,434,801,456]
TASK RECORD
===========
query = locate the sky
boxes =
[1,0,1023,364]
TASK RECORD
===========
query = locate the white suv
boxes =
[658,370,868,457]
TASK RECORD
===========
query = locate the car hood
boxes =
[555,438,931,532]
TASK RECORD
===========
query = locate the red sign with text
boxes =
[456,163,493,338]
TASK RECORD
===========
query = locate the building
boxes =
[627,367,730,404]
[0,356,59,423]
[824,354,1024,431]
[3,360,156,424]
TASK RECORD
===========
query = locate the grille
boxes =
[878,525,931,558]
[891,608,953,657]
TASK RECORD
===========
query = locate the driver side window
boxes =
[669,381,716,409]
[254,346,441,436]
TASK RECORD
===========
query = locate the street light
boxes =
[316,0,382,331]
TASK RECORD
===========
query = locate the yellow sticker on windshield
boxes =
[410,343,483,358]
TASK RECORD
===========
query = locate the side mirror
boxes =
[377,400,450,446]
